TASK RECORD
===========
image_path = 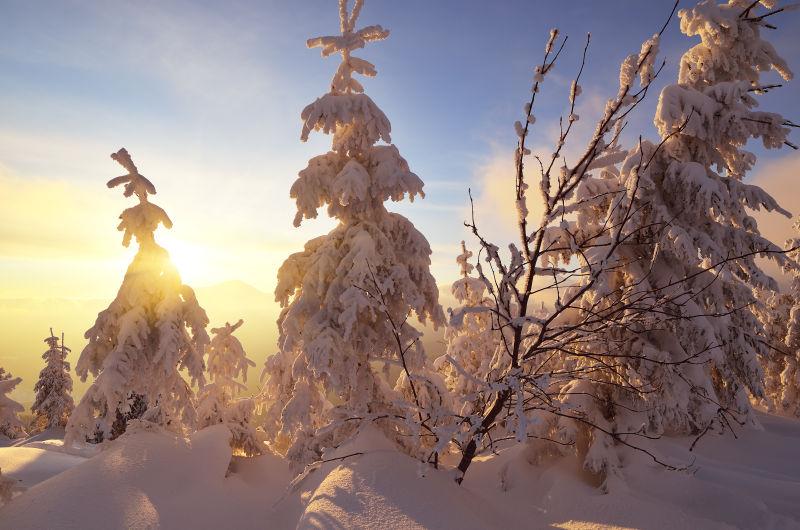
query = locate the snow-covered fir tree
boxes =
[65,148,209,445]
[514,0,798,479]
[31,330,74,429]
[434,242,503,419]
[537,0,797,474]
[766,220,800,416]
[619,0,794,428]
[0,373,25,440]
[261,0,445,469]
[196,319,265,456]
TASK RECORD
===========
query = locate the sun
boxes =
[156,231,215,287]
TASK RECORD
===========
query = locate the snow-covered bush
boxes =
[260,0,445,470]
[65,149,209,445]
[0,374,26,439]
[445,0,796,486]
[435,242,503,418]
[32,330,74,429]
[196,319,265,456]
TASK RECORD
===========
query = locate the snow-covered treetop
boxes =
[107,148,172,247]
[456,241,474,278]
[43,331,60,353]
[450,241,488,311]
[307,0,390,96]
[292,1,426,225]
[655,0,796,178]
[210,318,244,340]
[678,0,792,88]
[107,148,157,202]
[300,0,391,156]
[41,329,70,365]
[42,328,69,355]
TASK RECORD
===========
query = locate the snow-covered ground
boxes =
[1,412,799,529]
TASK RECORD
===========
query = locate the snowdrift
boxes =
[0,424,298,529]
[297,427,509,529]
[1,413,799,529]
[460,412,800,529]
[0,445,84,491]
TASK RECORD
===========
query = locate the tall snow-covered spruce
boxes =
[521,0,799,480]
[32,330,74,429]
[197,319,265,456]
[261,0,445,469]
[609,0,797,433]
[65,149,209,445]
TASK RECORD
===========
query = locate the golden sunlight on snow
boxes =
[552,522,636,530]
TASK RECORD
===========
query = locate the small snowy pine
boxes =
[32,330,75,429]
[196,319,266,456]
[435,242,502,419]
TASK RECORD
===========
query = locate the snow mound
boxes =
[9,427,100,457]
[0,445,85,490]
[12,426,65,446]
[0,424,298,529]
[461,411,800,529]
[298,427,510,529]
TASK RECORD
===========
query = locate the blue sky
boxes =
[1,0,799,299]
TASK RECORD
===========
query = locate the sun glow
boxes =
[156,231,217,287]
